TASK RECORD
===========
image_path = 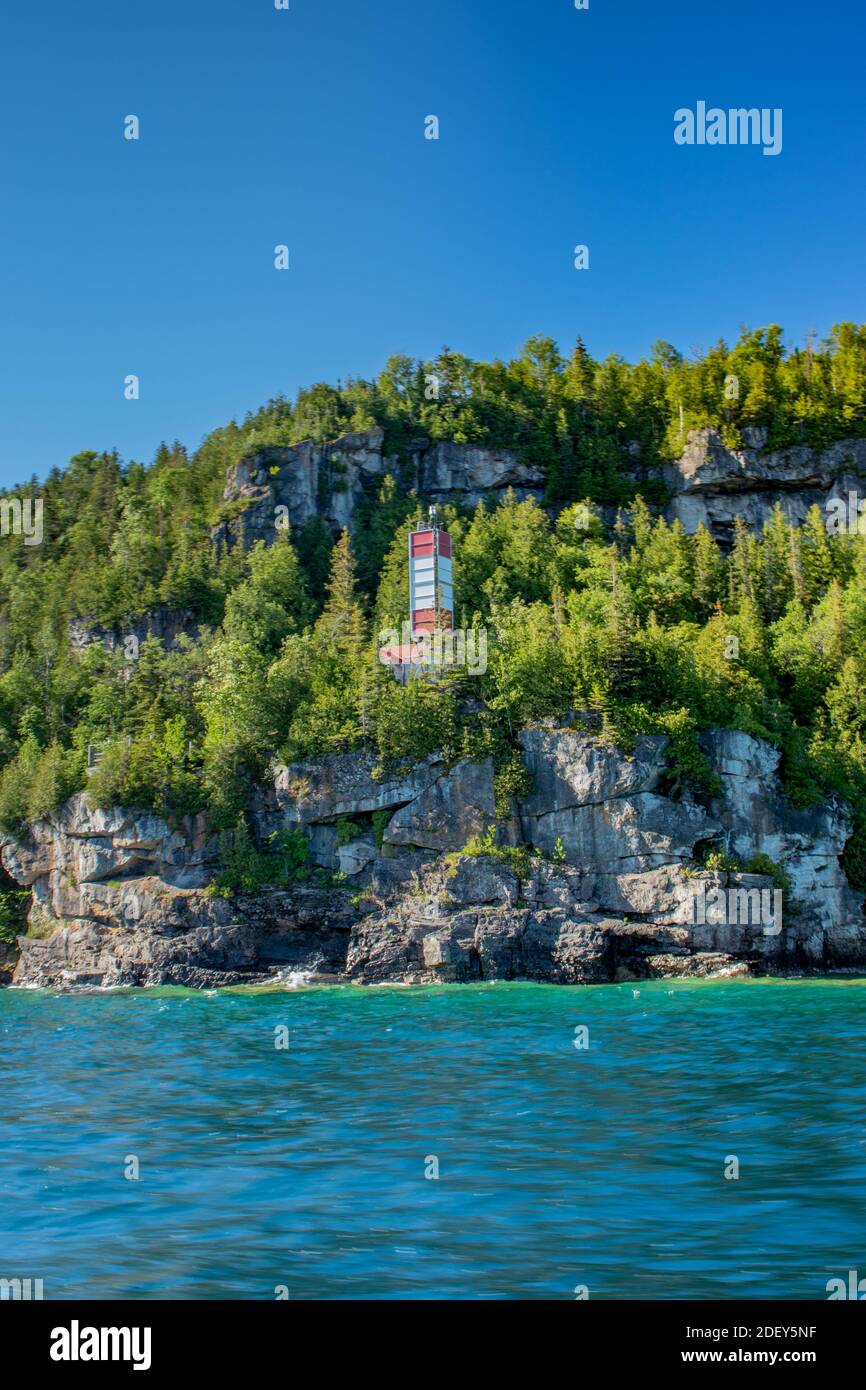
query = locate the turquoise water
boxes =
[2,978,865,1300]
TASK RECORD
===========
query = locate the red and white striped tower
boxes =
[409,507,453,637]
[378,507,454,677]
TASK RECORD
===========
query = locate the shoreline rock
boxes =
[2,728,863,991]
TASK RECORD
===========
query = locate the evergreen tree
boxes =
[801,504,836,605]
[692,524,726,619]
[318,530,367,658]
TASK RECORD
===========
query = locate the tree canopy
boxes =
[0,324,865,894]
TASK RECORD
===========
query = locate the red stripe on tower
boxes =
[408,516,454,639]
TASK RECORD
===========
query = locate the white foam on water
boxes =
[274,969,316,990]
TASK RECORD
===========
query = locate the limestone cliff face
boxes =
[2,730,863,990]
[61,427,866,657]
[664,427,866,539]
[211,429,545,550]
[211,424,866,553]
[67,608,200,656]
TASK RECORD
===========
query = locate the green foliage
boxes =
[88,718,205,822]
[744,853,792,893]
[597,706,721,797]
[372,809,393,850]
[701,847,792,894]
[0,887,29,944]
[270,827,313,881]
[371,678,460,773]
[841,815,866,895]
[206,824,311,898]
[659,711,722,797]
[448,824,535,882]
[1,322,865,902]
[0,739,83,834]
[447,822,536,878]
[222,535,311,655]
[335,816,362,847]
[493,751,533,819]
[703,849,743,874]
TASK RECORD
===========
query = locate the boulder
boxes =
[439,856,520,907]
[265,752,443,826]
[337,837,377,877]
[383,758,497,852]
[528,793,723,871]
[518,730,669,817]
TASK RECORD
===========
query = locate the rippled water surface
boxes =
[2,978,865,1299]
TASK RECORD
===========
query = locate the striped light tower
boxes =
[378,507,455,680]
[409,506,453,637]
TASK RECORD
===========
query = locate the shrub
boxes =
[447,824,535,882]
[744,852,792,892]
[206,823,312,898]
[493,751,533,818]
[335,816,362,847]
[0,888,29,945]
[702,849,743,873]
[372,809,393,849]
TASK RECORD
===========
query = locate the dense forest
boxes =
[0,322,865,920]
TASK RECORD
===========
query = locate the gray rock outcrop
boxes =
[2,728,863,990]
[211,424,866,553]
[68,608,200,655]
[211,429,545,550]
[665,427,866,540]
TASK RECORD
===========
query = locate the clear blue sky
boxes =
[0,0,863,487]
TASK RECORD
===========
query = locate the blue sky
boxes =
[0,0,863,487]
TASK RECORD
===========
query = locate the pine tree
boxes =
[692,523,725,619]
[801,504,836,606]
[728,516,758,605]
[606,553,638,699]
[761,504,794,621]
[788,528,807,605]
[317,530,367,658]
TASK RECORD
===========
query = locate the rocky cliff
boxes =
[2,729,863,990]
[210,424,866,555]
[61,426,866,659]
[67,608,200,656]
[211,428,546,551]
[665,427,866,539]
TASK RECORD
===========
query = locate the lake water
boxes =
[2,977,865,1300]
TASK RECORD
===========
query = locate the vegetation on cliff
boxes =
[0,324,865,890]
